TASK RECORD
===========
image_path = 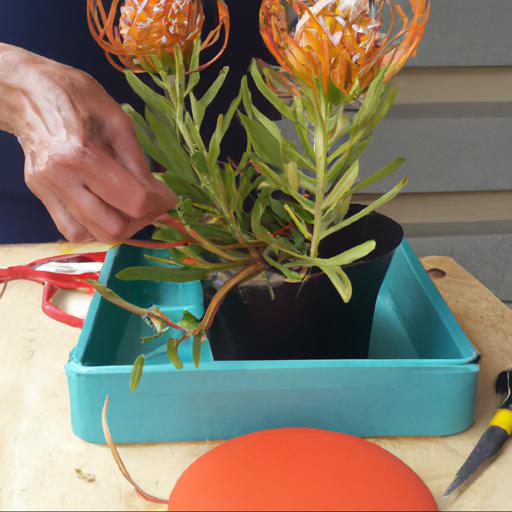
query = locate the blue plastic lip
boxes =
[67,245,119,364]
[69,240,480,369]
[399,240,479,365]
[66,360,480,376]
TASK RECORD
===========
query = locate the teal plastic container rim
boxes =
[69,240,479,371]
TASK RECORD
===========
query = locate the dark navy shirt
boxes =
[0,0,272,243]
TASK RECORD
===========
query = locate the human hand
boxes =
[2,46,175,242]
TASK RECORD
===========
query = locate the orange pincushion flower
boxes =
[87,0,230,72]
[260,0,430,95]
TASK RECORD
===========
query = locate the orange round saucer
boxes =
[168,428,438,511]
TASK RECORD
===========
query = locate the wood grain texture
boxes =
[1,244,511,511]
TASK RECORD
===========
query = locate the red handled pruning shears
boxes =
[0,252,106,328]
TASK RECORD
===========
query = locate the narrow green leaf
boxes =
[239,113,282,167]
[222,90,243,136]
[325,240,376,266]
[323,160,359,211]
[88,281,149,317]
[285,162,299,193]
[167,339,184,369]
[179,310,201,331]
[195,66,229,125]
[152,227,188,243]
[126,71,175,121]
[140,329,169,344]
[123,104,168,166]
[252,158,315,213]
[323,178,408,239]
[130,355,145,391]
[321,266,353,303]
[262,249,304,283]
[327,138,371,182]
[350,157,405,194]
[145,108,196,182]
[185,39,201,94]
[284,204,311,240]
[160,173,210,204]
[250,193,303,258]
[289,240,376,268]
[249,60,295,120]
[116,266,209,283]
[208,115,224,167]
[193,335,202,369]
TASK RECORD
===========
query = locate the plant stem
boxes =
[194,261,264,335]
[310,97,329,258]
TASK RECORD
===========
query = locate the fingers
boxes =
[79,145,175,220]
[25,176,93,242]
[105,110,152,180]
[37,150,172,243]
[63,185,158,243]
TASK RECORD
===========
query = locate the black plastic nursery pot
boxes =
[204,205,404,361]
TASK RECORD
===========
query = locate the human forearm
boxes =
[0,43,35,135]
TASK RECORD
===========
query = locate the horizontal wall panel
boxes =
[359,105,512,193]
[394,68,512,105]
[408,233,512,301]
[354,191,512,226]
[402,0,512,67]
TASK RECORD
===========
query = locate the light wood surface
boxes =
[1,244,512,511]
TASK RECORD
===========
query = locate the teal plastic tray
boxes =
[65,240,479,444]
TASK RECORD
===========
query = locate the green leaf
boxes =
[185,39,201,94]
[116,266,209,283]
[179,310,201,331]
[262,249,304,283]
[350,157,405,194]
[145,108,196,183]
[191,66,229,126]
[140,329,170,344]
[126,71,175,121]
[239,113,282,167]
[160,173,211,204]
[249,60,295,120]
[321,266,353,303]
[284,204,311,240]
[325,240,376,267]
[88,281,149,317]
[323,160,359,211]
[130,355,145,391]
[167,339,184,369]
[250,193,302,258]
[222,90,243,137]
[285,162,299,193]
[208,114,224,166]
[323,178,408,239]
[327,138,372,182]
[288,240,376,269]
[177,197,203,225]
[252,158,315,213]
[222,162,237,212]
[152,227,188,243]
[191,222,238,243]
[193,335,202,369]
[123,104,169,166]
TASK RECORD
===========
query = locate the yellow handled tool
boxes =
[444,369,512,496]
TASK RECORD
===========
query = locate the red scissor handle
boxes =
[0,252,106,289]
[0,251,106,329]
[42,285,86,329]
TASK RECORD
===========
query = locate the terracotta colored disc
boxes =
[168,428,438,511]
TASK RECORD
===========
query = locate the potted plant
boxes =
[86,0,430,387]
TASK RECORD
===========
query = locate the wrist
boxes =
[0,44,68,141]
